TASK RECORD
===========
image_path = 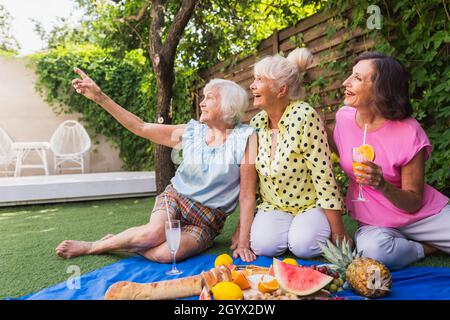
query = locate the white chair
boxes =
[49,120,91,174]
[0,126,17,176]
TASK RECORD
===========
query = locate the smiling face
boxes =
[199,87,222,125]
[342,60,377,109]
[249,74,279,110]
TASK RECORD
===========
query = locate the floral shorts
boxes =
[152,184,228,248]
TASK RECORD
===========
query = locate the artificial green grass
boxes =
[0,198,153,299]
[1,197,449,299]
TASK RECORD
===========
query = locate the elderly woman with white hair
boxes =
[56,68,257,263]
[241,48,351,258]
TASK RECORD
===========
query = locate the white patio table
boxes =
[12,142,50,177]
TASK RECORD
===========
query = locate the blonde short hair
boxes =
[203,79,249,125]
[254,47,313,100]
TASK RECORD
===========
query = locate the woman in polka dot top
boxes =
[243,48,350,259]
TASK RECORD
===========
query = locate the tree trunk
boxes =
[154,60,176,193]
[148,0,198,193]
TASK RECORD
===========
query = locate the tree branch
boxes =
[162,0,198,61]
[114,2,149,49]
[119,2,149,22]
[148,0,164,66]
[123,19,147,50]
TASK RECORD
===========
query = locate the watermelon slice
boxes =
[268,264,274,276]
[273,258,333,296]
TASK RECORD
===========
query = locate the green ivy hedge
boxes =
[30,44,195,171]
[370,0,449,195]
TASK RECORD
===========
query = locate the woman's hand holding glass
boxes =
[354,160,386,191]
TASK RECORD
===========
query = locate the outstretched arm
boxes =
[72,68,185,148]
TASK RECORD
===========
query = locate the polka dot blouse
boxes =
[250,100,343,215]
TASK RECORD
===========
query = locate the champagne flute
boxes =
[165,220,182,275]
[352,147,368,202]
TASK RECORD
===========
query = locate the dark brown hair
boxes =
[353,52,413,120]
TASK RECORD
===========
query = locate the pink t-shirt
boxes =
[334,106,448,228]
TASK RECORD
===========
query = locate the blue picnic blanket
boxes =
[11,254,450,300]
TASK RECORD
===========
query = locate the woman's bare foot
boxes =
[100,234,115,241]
[55,240,94,259]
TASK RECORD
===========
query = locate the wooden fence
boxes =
[196,9,377,126]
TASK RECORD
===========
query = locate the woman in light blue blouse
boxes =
[55,69,257,263]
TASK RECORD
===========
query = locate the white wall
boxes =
[0,55,124,175]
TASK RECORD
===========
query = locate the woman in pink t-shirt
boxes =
[333,52,449,270]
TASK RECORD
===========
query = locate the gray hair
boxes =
[254,47,313,100]
[203,78,249,125]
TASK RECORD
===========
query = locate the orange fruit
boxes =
[357,144,375,161]
[232,271,251,290]
[211,282,243,300]
[257,276,279,293]
[352,162,367,175]
[214,254,233,268]
[282,258,299,266]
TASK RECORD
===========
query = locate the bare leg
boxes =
[99,205,162,242]
[101,234,115,241]
[138,233,209,263]
[55,210,169,259]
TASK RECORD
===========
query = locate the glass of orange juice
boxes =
[352,147,369,202]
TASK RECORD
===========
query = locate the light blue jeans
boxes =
[250,207,331,258]
[355,205,450,270]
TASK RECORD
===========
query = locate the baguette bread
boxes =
[104,275,202,300]
[104,265,232,300]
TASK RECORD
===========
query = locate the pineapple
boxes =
[318,238,392,298]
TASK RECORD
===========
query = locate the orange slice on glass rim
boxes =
[357,144,375,161]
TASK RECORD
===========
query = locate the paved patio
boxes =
[0,171,156,207]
